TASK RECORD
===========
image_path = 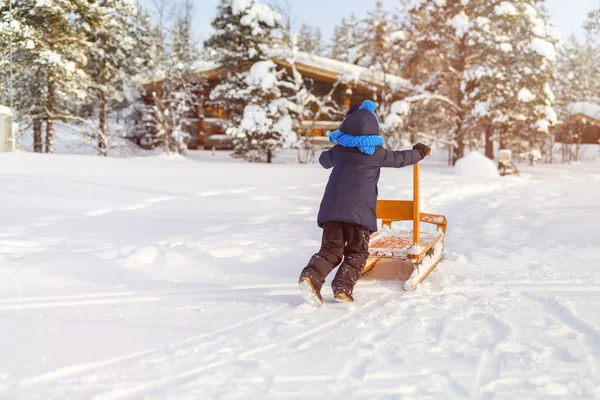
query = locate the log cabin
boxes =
[143,52,418,149]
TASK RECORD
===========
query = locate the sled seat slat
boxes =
[368,230,443,260]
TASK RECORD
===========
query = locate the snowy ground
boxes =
[1,152,599,399]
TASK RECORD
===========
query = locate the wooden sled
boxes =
[362,154,447,291]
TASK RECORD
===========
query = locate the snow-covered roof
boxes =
[291,52,417,92]
[0,105,12,116]
[568,102,600,122]
[141,52,418,93]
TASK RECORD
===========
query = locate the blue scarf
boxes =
[329,130,384,155]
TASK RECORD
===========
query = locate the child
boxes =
[298,100,430,305]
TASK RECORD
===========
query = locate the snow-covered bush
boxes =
[455,151,500,178]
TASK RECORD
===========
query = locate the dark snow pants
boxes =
[300,221,370,295]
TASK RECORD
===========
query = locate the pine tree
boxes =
[402,0,559,163]
[329,14,364,64]
[129,0,200,154]
[297,24,325,56]
[205,0,298,163]
[171,0,200,63]
[585,5,600,45]
[82,0,152,155]
[362,2,406,125]
[0,0,92,153]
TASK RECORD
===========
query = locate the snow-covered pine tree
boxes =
[131,0,200,154]
[487,1,559,160]
[402,0,559,163]
[361,2,407,142]
[81,0,152,155]
[171,0,200,64]
[585,4,600,45]
[142,64,198,154]
[329,14,364,64]
[0,0,91,153]
[205,0,298,163]
[297,24,326,56]
[402,0,493,163]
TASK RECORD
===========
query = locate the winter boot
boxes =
[298,277,323,306]
[333,291,354,303]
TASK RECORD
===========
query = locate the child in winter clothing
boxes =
[298,100,431,305]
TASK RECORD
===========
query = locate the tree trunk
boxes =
[485,124,494,160]
[453,120,465,165]
[98,93,108,155]
[46,17,56,154]
[410,131,417,143]
[498,125,507,150]
[266,149,272,164]
[45,77,54,154]
[451,39,467,166]
[33,119,43,153]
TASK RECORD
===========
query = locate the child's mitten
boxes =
[413,143,431,159]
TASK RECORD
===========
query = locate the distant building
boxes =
[564,102,600,144]
[143,52,417,149]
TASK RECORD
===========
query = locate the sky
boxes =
[140,0,599,46]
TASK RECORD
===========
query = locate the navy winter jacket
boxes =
[317,145,422,233]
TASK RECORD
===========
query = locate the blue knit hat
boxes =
[339,100,380,136]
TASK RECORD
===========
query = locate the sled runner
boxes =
[362,154,447,291]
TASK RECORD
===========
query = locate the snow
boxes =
[389,30,406,41]
[450,12,470,39]
[239,104,271,134]
[233,0,281,33]
[246,60,278,90]
[188,59,220,74]
[568,102,600,121]
[530,38,557,61]
[0,105,12,115]
[544,105,558,125]
[517,87,536,103]
[390,100,410,116]
[231,0,251,16]
[455,151,500,178]
[535,119,550,133]
[499,42,513,53]
[1,153,600,398]
[494,1,518,16]
[544,82,556,103]
[473,101,490,117]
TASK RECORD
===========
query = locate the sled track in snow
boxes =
[13,305,288,393]
[91,293,394,399]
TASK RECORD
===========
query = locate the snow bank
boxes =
[455,151,500,178]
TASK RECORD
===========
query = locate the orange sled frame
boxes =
[362,154,447,291]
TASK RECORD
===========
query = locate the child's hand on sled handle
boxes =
[412,143,431,159]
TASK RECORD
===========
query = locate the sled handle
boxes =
[413,151,431,246]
